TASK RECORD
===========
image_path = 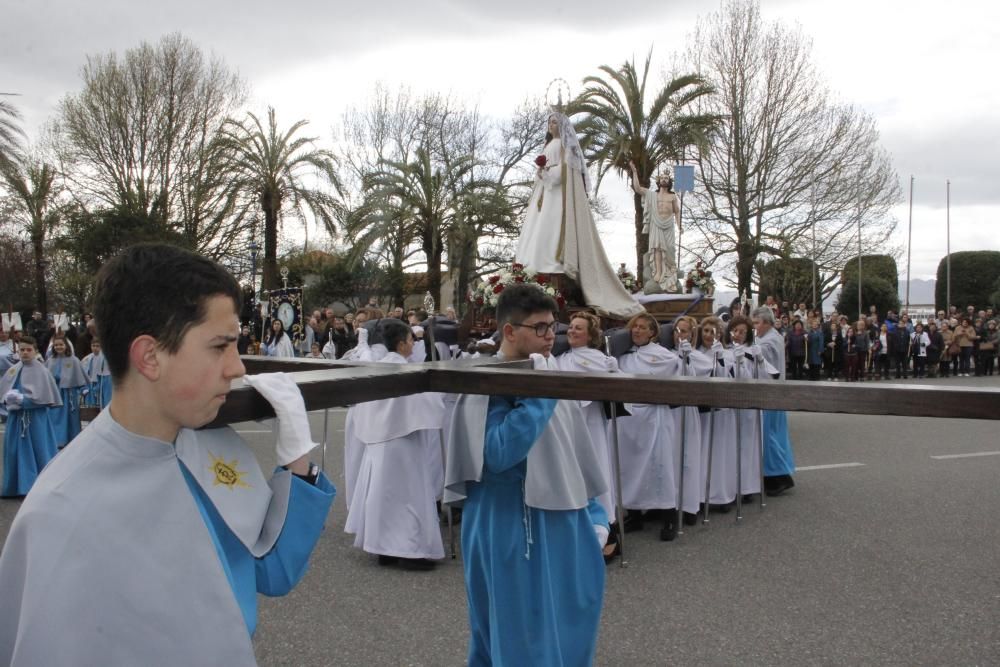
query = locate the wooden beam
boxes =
[80,359,1000,425]
[426,367,1000,420]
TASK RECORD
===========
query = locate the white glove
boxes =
[678,340,693,355]
[749,344,763,360]
[732,344,746,359]
[243,373,318,467]
[711,340,724,357]
[4,390,23,409]
[594,524,610,548]
[529,353,551,370]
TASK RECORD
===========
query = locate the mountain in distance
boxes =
[901,278,936,305]
[708,278,937,314]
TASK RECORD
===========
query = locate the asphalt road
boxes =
[2,375,999,666]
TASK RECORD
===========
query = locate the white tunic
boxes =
[616,343,683,510]
[343,352,446,559]
[555,346,618,521]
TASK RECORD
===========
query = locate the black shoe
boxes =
[398,557,437,571]
[659,509,678,541]
[709,502,733,514]
[682,511,699,526]
[603,524,621,564]
[623,510,645,533]
[377,555,399,567]
[742,494,756,504]
[764,475,795,497]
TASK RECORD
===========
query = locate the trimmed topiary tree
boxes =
[837,275,900,322]
[758,257,820,308]
[935,251,1000,312]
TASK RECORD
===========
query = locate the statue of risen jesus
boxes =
[630,160,680,292]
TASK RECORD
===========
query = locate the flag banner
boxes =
[673,164,695,192]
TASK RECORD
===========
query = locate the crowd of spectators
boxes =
[754,298,999,381]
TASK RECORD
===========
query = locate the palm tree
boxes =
[361,147,478,307]
[213,107,341,291]
[0,159,61,313]
[0,96,26,172]
[570,50,721,275]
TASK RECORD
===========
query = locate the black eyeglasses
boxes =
[511,321,557,337]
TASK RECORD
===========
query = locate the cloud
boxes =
[881,116,1000,209]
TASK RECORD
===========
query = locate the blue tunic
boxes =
[762,410,796,476]
[181,464,335,636]
[462,396,607,667]
[2,378,60,497]
[46,361,83,448]
[81,355,113,409]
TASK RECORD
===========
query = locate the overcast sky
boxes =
[5,0,997,286]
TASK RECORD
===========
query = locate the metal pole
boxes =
[604,335,628,568]
[946,180,951,313]
[321,408,328,474]
[905,175,914,312]
[702,343,720,525]
[811,185,817,311]
[753,354,766,511]
[735,352,744,522]
[857,213,863,321]
[674,349,690,538]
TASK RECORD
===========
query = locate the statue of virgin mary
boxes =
[515,112,643,320]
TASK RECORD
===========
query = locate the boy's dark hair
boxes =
[381,319,412,353]
[93,243,241,382]
[18,335,37,349]
[495,284,557,328]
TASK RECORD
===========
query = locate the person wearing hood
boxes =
[44,336,89,447]
[1,335,62,497]
[444,284,609,666]
[344,319,446,570]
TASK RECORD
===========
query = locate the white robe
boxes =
[616,343,683,510]
[514,138,643,320]
[698,348,762,503]
[555,346,618,521]
[344,352,446,559]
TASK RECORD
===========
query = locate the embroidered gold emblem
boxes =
[208,452,251,490]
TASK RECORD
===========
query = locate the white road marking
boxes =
[930,451,1000,460]
[795,462,865,471]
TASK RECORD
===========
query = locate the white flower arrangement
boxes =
[470,262,566,309]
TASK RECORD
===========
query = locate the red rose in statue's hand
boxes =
[488,275,501,285]
[475,296,485,305]
[535,155,547,168]
[556,296,566,309]
[493,285,504,294]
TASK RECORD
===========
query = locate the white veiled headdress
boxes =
[550,112,591,193]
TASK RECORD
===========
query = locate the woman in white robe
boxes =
[262,319,295,358]
[697,316,739,509]
[615,313,685,541]
[515,112,643,320]
[555,312,619,560]
[670,316,713,527]
[722,315,778,499]
[344,320,446,569]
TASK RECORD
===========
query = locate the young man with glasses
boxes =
[445,284,609,666]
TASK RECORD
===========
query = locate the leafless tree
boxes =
[53,33,250,258]
[335,86,543,311]
[683,0,900,300]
